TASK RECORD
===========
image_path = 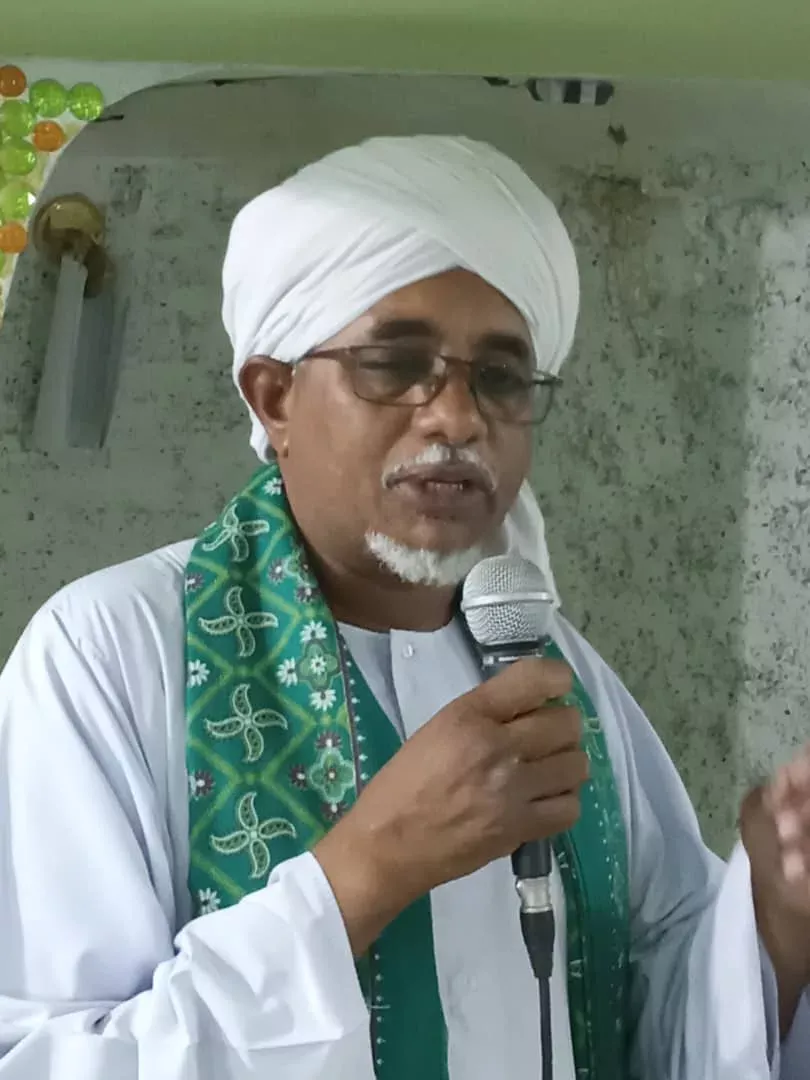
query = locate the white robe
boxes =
[0,541,807,1079]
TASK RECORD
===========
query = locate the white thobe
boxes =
[0,541,807,1079]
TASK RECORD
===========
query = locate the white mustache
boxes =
[382,444,498,493]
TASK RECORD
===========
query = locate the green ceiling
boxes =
[7,0,810,81]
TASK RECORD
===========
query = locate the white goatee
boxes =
[365,532,485,588]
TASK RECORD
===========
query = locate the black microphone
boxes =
[461,552,558,1076]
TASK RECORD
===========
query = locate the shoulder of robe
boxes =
[18,539,195,666]
[548,610,605,680]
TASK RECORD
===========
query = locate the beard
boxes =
[365,531,485,588]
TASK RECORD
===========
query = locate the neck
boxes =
[308,547,457,632]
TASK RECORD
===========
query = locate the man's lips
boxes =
[384,463,495,518]
[385,462,494,495]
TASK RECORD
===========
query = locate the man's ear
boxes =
[239,356,295,457]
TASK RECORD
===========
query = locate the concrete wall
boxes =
[4,75,810,854]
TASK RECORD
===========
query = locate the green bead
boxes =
[30,79,68,119]
[0,100,36,138]
[0,139,37,177]
[68,83,104,123]
[0,181,35,220]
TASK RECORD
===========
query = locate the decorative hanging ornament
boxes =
[0,63,106,325]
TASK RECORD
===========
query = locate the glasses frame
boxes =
[300,345,562,426]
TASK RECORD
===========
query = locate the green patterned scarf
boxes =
[185,464,631,1078]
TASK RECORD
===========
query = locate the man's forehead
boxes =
[327,270,532,350]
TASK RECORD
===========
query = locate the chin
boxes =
[365,531,486,588]
[402,513,492,551]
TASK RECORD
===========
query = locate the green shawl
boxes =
[185,465,630,1077]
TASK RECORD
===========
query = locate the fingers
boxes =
[769,747,810,810]
[521,793,582,839]
[506,706,582,760]
[771,799,810,843]
[476,657,574,721]
[774,824,810,886]
[515,749,590,801]
[766,748,810,884]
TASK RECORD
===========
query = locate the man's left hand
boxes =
[741,744,810,1035]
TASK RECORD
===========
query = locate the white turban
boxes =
[222,135,579,603]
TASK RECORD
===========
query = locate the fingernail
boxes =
[777,811,802,841]
[783,851,807,883]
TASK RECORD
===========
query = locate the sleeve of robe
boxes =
[0,605,376,1079]
[555,616,810,1080]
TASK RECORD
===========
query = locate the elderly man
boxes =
[0,135,809,1080]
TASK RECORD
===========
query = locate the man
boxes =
[0,134,808,1079]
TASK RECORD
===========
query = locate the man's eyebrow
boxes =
[476,332,533,364]
[369,319,438,341]
[369,321,532,362]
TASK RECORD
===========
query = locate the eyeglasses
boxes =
[301,343,561,426]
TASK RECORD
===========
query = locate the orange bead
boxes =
[0,66,27,99]
[0,222,28,254]
[32,120,65,152]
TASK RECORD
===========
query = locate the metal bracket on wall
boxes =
[32,194,110,297]
[484,77,615,106]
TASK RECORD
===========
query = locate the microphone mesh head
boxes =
[461,553,554,647]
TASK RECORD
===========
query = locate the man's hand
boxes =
[314,657,588,956]
[741,745,810,1036]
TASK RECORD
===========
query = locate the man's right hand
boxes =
[314,657,588,956]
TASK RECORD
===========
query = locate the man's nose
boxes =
[410,367,488,445]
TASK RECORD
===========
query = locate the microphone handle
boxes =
[463,603,557,1073]
[512,837,552,881]
[478,637,546,678]
[475,637,556,886]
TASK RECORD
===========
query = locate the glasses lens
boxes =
[473,358,556,424]
[351,345,436,404]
